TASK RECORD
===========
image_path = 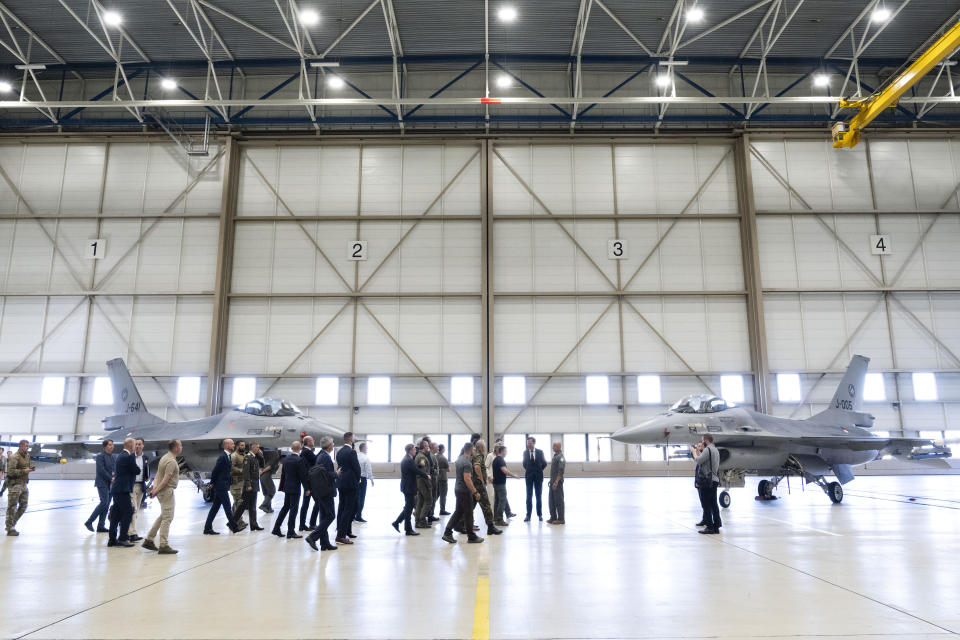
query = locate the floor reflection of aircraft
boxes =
[613,356,951,506]
[39,359,345,501]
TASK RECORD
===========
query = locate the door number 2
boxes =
[348,241,368,261]
[607,239,628,260]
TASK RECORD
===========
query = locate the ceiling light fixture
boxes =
[0,81,12,93]
[327,76,345,89]
[498,6,517,22]
[496,74,512,88]
[102,10,123,27]
[655,74,671,88]
[871,6,892,22]
[14,64,46,71]
[161,78,178,90]
[813,73,830,88]
[299,8,320,26]
[685,7,705,23]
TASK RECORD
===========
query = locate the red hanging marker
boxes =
[481,97,501,104]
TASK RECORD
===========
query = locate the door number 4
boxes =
[870,235,892,255]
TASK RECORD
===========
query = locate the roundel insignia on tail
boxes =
[121,388,128,402]
[848,384,856,397]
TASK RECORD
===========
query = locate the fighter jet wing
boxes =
[714,433,930,451]
[31,441,101,460]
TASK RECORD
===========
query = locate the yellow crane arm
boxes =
[832,19,960,148]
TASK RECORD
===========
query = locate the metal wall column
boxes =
[482,139,494,443]
[734,133,771,412]
[206,136,241,414]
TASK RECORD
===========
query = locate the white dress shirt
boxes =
[357,451,374,480]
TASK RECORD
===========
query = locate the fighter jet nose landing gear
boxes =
[827,482,843,504]
[756,478,780,500]
[719,491,731,508]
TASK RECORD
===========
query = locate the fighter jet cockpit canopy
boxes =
[669,394,731,414]
[238,397,302,417]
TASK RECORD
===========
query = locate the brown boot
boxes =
[141,539,158,551]
[158,545,179,554]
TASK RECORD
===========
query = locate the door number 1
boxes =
[85,238,106,260]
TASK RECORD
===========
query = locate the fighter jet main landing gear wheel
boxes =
[757,479,774,499]
[827,482,843,504]
[719,491,731,509]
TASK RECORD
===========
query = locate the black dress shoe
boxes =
[695,521,707,527]
[111,541,134,548]
[84,522,94,532]
[428,516,440,522]
[439,511,451,515]
[96,527,110,533]
[523,516,531,522]
[321,545,338,551]
[203,530,220,535]
[287,533,303,539]
[354,517,367,523]
[335,537,353,545]
[271,529,283,537]
[391,521,400,533]
[487,527,502,535]
[405,530,420,536]
[305,538,318,551]
[506,512,518,518]
[346,533,357,538]
[698,527,720,535]
[299,526,315,532]
[251,526,265,531]
[128,535,142,542]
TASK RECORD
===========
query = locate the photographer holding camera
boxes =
[691,434,721,535]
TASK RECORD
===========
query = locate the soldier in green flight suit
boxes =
[472,439,501,536]
[413,438,434,528]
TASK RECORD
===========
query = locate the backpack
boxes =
[308,463,335,499]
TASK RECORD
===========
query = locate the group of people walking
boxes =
[4,431,571,550]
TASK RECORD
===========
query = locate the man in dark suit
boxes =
[305,436,338,552]
[298,436,319,532]
[521,436,548,522]
[391,443,419,536]
[84,439,115,533]
[108,438,139,547]
[272,441,308,539]
[204,439,244,535]
[335,432,361,545]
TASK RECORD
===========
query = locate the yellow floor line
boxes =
[472,575,490,640]
[472,540,491,640]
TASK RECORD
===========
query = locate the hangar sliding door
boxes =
[490,141,752,459]
[752,136,960,437]
[226,142,483,437]
[0,140,224,439]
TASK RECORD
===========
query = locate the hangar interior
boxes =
[1,1,960,639]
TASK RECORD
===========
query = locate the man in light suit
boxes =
[521,437,548,522]
[108,438,139,547]
[204,439,244,535]
[84,439,115,533]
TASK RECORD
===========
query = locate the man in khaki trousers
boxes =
[142,440,181,555]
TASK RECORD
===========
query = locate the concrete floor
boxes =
[1,476,959,640]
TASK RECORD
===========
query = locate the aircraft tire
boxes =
[758,480,773,498]
[827,482,843,504]
[719,491,731,509]
[202,486,214,503]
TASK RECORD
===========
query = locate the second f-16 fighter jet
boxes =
[612,355,950,506]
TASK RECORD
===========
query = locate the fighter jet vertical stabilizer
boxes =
[805,354,874,428]
[103,358,167,431]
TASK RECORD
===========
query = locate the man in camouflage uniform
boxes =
[429,441,441,521]
[413,438,434,528]
[229,440,248,529]
[472,440,501,536]
[5,440,35,536]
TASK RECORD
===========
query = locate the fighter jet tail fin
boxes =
[808,355,874,427]
[104,358,166,430]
